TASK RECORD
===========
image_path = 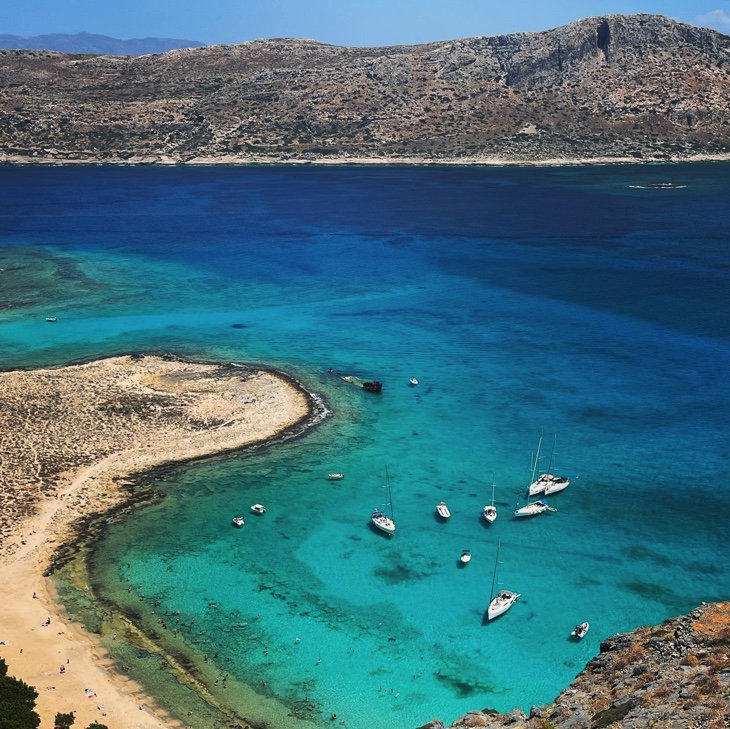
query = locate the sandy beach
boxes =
[2,152,730,167]
[0,355,318,729]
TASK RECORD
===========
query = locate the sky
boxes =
[2,0,729,47]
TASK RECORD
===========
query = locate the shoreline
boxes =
[1,152,730,168]
[0,354,326,729]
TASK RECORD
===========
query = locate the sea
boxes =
[0,163,728,729]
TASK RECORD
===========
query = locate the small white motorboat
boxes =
[328,473,344,480]
[409,377,419,386]
[45,316,58,322]
[232,516,245,527]
[250,504,266,515]
[436,501,451,519]
[571,622,590,639]
[460,549,472,564]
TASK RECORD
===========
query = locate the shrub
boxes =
[0,659,40,729]
[53,711,75,729]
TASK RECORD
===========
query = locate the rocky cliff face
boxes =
[423,602,730,729]
[0,14,729,164]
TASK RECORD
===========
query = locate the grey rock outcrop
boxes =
[443,602,730,729]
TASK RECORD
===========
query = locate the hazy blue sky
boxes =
[3,0,729,46]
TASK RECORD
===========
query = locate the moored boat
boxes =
[45,316,58,322]
[486,540,519,621]
[517,443,558,517]
[232,516,245,527]
[409,377,419,386]
[460,549,472,564]
[483,476,497,524]
[529,434,570,496]
[543,474,570,495]
[436,501,451,519]
[514,499,556,518]
[371,466,396,535]
[328,473,344,480]
[571,621,590,639]
[250,504,266,515]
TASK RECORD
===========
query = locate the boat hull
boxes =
[487,591,520,620]
[514,500,555,517]
[371,516,395,534]
[543,477,570,495]
[514,505,547,517]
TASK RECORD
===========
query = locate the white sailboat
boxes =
[528,433,546,496]
[483,476,497,524]
[514,498,556,517]
[371,466,396,535]
[543,473,570,495]
[515,446,557,517]
[486,540,520,621]
[530,433,570,496]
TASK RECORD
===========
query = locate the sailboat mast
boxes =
[531,433,543,484]
[546,433,557,475]
[385,464,394,521]
[489,540,501,603]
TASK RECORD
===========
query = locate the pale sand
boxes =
[1,151,730,166]
[0,355,319,729]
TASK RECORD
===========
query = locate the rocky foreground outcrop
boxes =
[423,602,730,729]
[0,13,729,164]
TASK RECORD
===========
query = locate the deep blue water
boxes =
[1,163,729,729]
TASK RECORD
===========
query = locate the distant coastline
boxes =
[2,16,729,170]
[2,152,730,167]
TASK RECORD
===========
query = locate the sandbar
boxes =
[0,354,320,729]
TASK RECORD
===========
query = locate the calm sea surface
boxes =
[1,164,729,729]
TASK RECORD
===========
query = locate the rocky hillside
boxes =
[425,602,730,729]
[0,14,729,164]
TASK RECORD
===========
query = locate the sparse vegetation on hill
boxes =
[0,14,728,164]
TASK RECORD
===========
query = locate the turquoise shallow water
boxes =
[1,163,729,728]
